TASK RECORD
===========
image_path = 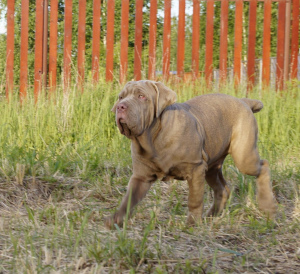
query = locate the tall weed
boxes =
[0,80,299,180]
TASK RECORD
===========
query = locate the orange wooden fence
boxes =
[4,0,300,100]
[6,0,15,95]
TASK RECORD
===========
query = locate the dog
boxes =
[105,80,277,228]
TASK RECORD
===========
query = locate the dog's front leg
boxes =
[105,175,152,229]
[186,163,207,226]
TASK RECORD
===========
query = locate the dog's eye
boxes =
[138,94,146,100]
[119,96,123,100]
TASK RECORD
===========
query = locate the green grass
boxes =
[0,79,299,272]
[0,81,131,181]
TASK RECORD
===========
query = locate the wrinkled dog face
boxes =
[111,81,177,138]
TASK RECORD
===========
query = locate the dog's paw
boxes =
[258,195,277,219]
[206,207,216,217]
[104,216,114,230]
[104,213,124,230]
[259,201,277,219]
[186,213,202,227]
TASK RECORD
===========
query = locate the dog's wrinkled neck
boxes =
[132,117,161,158]
[132,135,153,159]
[148,117,162,141]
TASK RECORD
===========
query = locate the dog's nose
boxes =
[117,103,127,112]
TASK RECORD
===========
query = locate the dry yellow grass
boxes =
[0,166,299,272]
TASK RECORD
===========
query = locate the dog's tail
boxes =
[240,98,264,113]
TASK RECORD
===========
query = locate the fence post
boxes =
[163,0,171,81]
[34,0,44,101]
[42,0,48,91]
[134,0,143,81]
[247,0,257,91]
[219,0,229,84]
[233,0,243,87]
[284,0,291,84]
[262,0,271,87]
[49,0,58,93]
[20,0,29,100]
[63,0,73,91]
[78,0,86,91]
[6,0,15,98]
[192,0,200,80]
[92,0,101,84]
[177,0,185,79]
[106,0,115,81]
[148,0,157,80]
[120,0,129,84]
[276,0,286,91]
[290,0,299,80]
[205,0,214,86]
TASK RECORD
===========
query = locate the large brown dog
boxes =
[105,80,277,228]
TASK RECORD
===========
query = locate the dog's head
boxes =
[111,80,177,138]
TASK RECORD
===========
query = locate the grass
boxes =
[0,79,299,273]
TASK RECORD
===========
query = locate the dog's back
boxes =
[183,94,261,165]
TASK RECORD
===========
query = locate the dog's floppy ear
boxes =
[151,82,177,117]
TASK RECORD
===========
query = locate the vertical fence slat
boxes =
[134,0,143,80]
[163,0,171,80]
[219,0,229,84]
[205,0,214,85]
[106,0,115,81]
[276,0,286,90]
[283,0,291,83]
[34,0,44,100]
[247,0,257,90]
[42,0,48,90]
[290,0,299,80]
[262,0,271,86]
[20,0,29,100]
[49,0,58,92]
[77,0,86,90]
[233,0,243,86]
[177,0,185,79]
[192,0,200,79]
[92,0,101,84]
[63,0,73,90]
[120,0,129,83]
[6,0,15,97]
[148,0,157,80]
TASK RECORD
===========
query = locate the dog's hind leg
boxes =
[230,139,277,218]
[205,159,230,216]
[254,159,277,216]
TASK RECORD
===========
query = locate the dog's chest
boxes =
[132,136,200,181]
[151,157,195,182]
[160,165,186,181]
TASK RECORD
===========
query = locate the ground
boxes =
[0,163,299,273]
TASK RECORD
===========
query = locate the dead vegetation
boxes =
[0,166,299,273]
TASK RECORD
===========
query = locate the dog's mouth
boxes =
[118,119,131,138]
